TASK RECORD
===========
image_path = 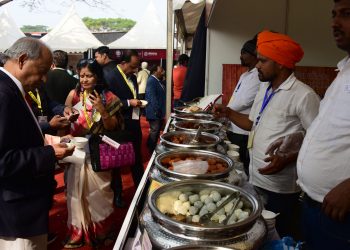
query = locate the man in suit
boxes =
[145,64,166,153]
[105,49,144,207]
[0,37,74,249]
[45,50,78,104]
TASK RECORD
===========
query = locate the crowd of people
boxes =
[0,0,349,250]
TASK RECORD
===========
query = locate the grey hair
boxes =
[4,37,50,60]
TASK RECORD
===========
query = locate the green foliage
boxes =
[82,17,135,32]
[21,25,49,32]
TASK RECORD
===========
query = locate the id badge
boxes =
[132,107,140,120]
[247,130,255,149]
[38,116,48,123]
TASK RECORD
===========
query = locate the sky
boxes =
[2,0,166,28]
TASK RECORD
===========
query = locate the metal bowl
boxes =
[155,150,233,181]
[160,131,220,149]
[148,180,262,240]
[173,120,222,134]
[174,106,207,114]
[172,113,215,122]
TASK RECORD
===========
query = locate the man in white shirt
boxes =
[214,31,320,237]
[137,61,150,101]
[226,38,260,174]
[268,1,350,248]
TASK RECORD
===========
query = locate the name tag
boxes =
[247,130,255,149]
[132,107,140,120]
[37,116,48,123]
[101,135,120,149]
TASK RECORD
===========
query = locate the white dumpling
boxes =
[192,215,200,223]
[200,194,209,202]
[179,193,189,202]
[189,206,199,215]
[237,201,243,209]
[226,214,237,225]
[238,211,249,221]
[204,196,214,205]
[224,201,234,213]
[218,214,227,223]
[199,189,211,196]
[216,208,225,216]
[182,201,191,210]
[199,206,209,217]
[206,202,217,213]
[173,200,183,214]
[177,204,188,215]
[233,208,243,218]
[189,194,200,204]
[194,200,204,209]
[210,191,221,202]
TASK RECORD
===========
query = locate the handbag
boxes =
[89,131,135,172]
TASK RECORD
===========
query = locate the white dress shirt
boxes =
[297,57,350,202]
[227,67,261,135]
[248,73,320,193]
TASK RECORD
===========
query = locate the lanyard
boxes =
[255,84,275,126]
[82,90,101,129]
[28,89,43,115]
[151,75,165,91]
[117,65,136,98]
[234,81,242,93]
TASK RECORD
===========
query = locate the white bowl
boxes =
[227,150,240,161]
[71,137,88,149]
[228,144,240,152]
[140,100,148,107]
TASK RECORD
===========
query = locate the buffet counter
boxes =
[113,116,266,250]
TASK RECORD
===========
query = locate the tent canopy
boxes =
[41,6,103,53]
[0,9,25,52]
[108,1,166,49]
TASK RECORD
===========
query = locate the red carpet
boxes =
[48,117,151,250]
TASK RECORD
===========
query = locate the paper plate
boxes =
[140,100,148,107]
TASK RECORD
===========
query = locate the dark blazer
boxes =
[145,75,166,120]
[0,70,56,237]
[105,67,139,120]
[45,68,78,104]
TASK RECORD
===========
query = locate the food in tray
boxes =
[160,154,228,174]
[178,121,219,130]
[169,134,216,144]
[156,189,250,226]
[182,106,203,113]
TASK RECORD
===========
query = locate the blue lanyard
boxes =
[255,84,275,126]
[234,81,242,93]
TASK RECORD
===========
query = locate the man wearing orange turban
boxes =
[214,31,320,238]
[257,30,304,69]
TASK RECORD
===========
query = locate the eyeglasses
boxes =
[78,58,96,65]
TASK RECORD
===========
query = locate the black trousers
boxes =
[226,131,250,175]
[147,119,163,154]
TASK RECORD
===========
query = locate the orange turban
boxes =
[257,31,304,69]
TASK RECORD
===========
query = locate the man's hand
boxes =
[213,104,230,118]
[322,179,350,222]
[49,115,70,129]
[52,143,75,160]
[129,99,141,107]
[63,106,78,117]
[259,153,289,175]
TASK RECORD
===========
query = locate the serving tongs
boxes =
[199,191,240,224]
[189,125,203,145]
[222,196,241,225]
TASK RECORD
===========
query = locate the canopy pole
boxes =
[166,0,174,119]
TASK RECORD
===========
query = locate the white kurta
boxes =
[248,73,320,193]
[297,57,350,202]
[227,67,261,135]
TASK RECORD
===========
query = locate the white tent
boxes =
[41,6,103,53]
[0,9,25,52]
[108,0,166,49]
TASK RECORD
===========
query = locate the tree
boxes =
[82,17,135,32]
[21,25,49,32]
